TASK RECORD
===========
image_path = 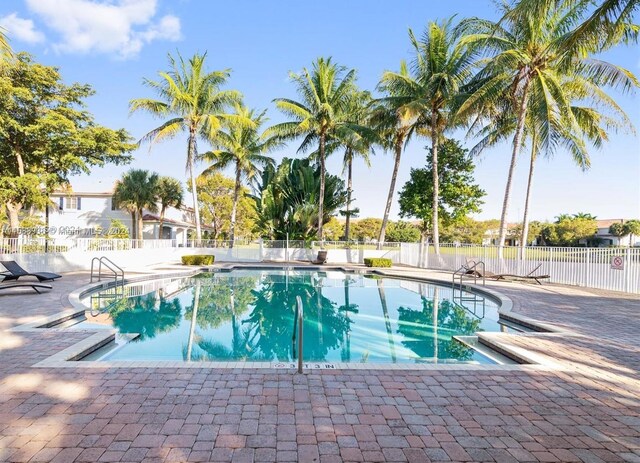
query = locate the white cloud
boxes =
[0,12,45,44]
[24,0,181,59]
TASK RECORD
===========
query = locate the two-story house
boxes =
[43,186,201,244]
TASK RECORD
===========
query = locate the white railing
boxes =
[401,242,640,294]
[1,237,638,293]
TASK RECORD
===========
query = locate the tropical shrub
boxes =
[363,258,392,268]
[182,255,215,265]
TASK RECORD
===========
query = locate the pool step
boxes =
[454,336,519,365]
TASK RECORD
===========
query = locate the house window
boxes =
[65,196,81,210]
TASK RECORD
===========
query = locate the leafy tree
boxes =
[610,220,640,247]
[113,169,159,240]
[626,220,640,247]
[130,52,245,241]
[0,26,11,60]
[609,222,628,242]
[156,177,184,239]
[252,158,348,241]
[440,217,491,244]
[201,103,277,245]
[460,2,638,256]
[323,217,345,241]
[376,18,476,252]
[270,57,357,241]
[542,216,597,246]
[193,172,257,240]
[350,218,383,242]
[399,139,485,240]
[0,53,134,236]
[386,221,421,243]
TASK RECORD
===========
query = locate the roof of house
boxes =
[596,219,625,228]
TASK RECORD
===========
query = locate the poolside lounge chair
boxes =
[0,276,52,293]
[470,263,550,285]
[311,250,328,265]
[0,260,62,282]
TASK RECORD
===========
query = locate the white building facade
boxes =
[42,189,200,245]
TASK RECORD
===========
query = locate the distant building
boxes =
[589,219,640,247]
[39,186,204,244]
[482,223,521,246]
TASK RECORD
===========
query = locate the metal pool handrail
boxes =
[296,295,303,374]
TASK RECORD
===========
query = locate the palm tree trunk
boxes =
[497,78,532,259]
[345,152,353,243]
[431,124,440,256]
[230,164,242,248]
[157,206,166,239]
[378,134,404,249]
[188,128,202,242]
[520,138,537,257]
[137,208,144,241]
[318,132,326,242]
[130,211,137,243]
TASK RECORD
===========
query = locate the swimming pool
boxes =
[78,269,505,364]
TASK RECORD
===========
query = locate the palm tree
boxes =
[201,103,277,245]
[335,90,375,243]
[373,66,423,247]
[375,19,475,251]
[460,2,638,257]
[506,0,638,54]
[156,176,184,239]
[130,52,245,241]
[0,26,11,60]
[270,57,357,241]
[113,169,159,241]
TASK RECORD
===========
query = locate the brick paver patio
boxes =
[0,269,638,462]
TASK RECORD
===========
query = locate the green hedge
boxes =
[181,255,215,265]
[363,257,392,268]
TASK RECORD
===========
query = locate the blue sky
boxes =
[1,0,639,222]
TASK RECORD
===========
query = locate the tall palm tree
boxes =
[470,73,632,251]
[201,103,278,245]
[373,65,423,247]
[113,169,159,241]
[375,19,475,251]
[156,176,184,239]
[335,90,375,243]
[460,2,638,257]
[130,52,245,241]
[269,57,357,241]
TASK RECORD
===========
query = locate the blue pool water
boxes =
[80,269,503,364]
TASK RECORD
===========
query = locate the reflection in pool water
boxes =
[84,270,501,364]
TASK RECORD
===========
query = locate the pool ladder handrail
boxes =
[90,256,125,292]
[452,259,486,290]
[292,295,304,374]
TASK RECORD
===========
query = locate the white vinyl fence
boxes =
[0,237,638,294]
[400,242,640,294]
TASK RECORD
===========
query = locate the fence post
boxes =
[624,246,631,293]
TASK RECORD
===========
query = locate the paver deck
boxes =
[0,268,638,462]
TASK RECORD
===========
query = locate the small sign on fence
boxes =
[611,255,625,271]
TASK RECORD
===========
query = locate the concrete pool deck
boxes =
[0,265,638,462]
